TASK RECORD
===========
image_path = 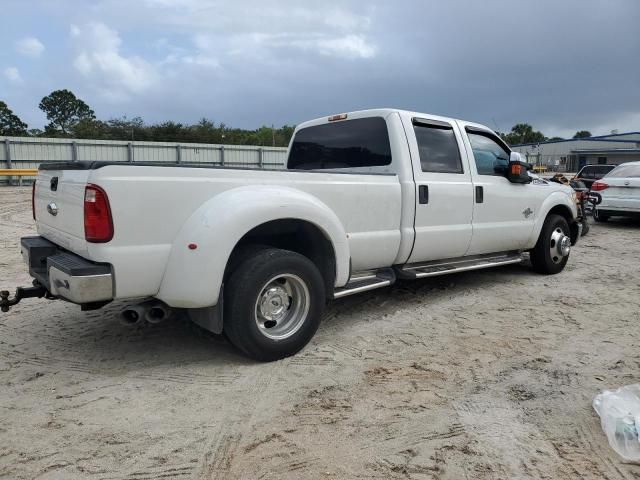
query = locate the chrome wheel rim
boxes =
[254,274,310,340]
[549,226,571,264]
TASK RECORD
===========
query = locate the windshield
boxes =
[606,164,640,178]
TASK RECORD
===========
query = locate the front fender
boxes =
[156,186,350,308]
[525,189,577,249]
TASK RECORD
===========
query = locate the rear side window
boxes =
[607,164,640,178]
[287,117,392,170]
[413,121,463,174]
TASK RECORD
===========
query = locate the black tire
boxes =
[593,209,609,222]
[529,214,571,274]
[223,247,325,361]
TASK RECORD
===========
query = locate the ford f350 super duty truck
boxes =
[2,109,581,361]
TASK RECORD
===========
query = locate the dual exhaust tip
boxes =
[120,300,172,326]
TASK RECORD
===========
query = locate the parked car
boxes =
[593,161,640,222]
[2,109,581,361]
[574,164,618,189]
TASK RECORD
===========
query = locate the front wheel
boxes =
[529,214,572,274]
[223,247,325,361]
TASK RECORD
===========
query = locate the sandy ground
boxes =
[1,186,640,480]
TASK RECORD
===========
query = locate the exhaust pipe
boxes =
[119,304,147,326]
[120,300,173,326]
[145,302,172,324]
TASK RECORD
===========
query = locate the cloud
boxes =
[15,37,45,58]
[1,0,639,134]
[70,22,157,99]
[129,0,378,61]
[3,67,23,84]
[317,35,376,59]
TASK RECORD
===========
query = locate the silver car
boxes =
[593,161,640,221]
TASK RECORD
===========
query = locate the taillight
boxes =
[84,184,113,242]
[32,180,36,220]
[591,181,609,192]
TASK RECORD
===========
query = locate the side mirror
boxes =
[507,152,532,184]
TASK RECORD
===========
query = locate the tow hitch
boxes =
[0,282,52,312]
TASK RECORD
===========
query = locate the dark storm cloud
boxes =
[1,0,639,136]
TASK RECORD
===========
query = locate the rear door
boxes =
[401,115,474,263]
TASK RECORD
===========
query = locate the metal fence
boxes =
[1,136,289,185]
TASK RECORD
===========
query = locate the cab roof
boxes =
[296,108,495,135]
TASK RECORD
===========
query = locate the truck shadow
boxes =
[26,262,534,372]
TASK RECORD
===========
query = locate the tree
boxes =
[0,101,28,136]
[71,118,108,139]
[39,89,95,136]
[105,116,146,141]
[573,130,592,139]
[501,123,546,145]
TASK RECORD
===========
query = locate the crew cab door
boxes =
[402,116,474,263]
[461,126,536,255]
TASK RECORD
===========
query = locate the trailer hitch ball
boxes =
[0,284,50,313]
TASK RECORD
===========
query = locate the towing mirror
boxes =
[507,152,532,184]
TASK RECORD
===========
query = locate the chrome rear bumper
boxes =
[21,236,113,305]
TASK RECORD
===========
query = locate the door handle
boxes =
[419,185,429,204]
[475,186,484,203]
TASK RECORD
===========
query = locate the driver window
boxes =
[468,132,511,176]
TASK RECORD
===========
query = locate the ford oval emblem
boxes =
[47,202,58,216]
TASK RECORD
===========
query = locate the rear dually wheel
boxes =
[223,247,325,362]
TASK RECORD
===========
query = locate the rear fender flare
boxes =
[157,186,349,308]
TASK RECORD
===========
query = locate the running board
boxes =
[333,268,395,299]
[397,252,523,279]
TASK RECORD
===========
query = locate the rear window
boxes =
[579,166,597,179]
[606,164,640,178]
[414,122,463,174]
[580,165,617,179]
[287,117,392,170]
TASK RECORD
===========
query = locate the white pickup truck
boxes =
[3,109,581,361]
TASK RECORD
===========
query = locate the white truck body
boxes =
[10,108,580,359]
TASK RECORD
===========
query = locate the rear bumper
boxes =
[21,236,113,305]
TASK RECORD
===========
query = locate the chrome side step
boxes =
[398,251,523,279]
[333,268,395,299]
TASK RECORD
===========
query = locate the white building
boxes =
[511,132,640,172]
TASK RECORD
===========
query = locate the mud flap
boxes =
[187,295,223,334]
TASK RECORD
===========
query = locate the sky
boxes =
[1,0,639,138]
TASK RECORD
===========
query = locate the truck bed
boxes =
[34,162,405,304]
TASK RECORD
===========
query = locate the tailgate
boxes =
[34,169,91,254]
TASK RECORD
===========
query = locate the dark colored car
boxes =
[574,164,618,189]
